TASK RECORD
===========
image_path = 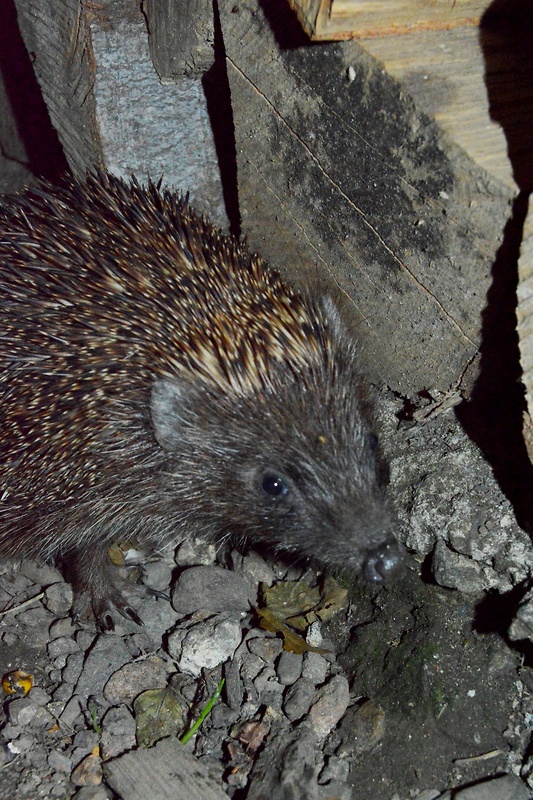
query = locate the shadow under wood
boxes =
[458,5,533,531]
[0,0,67,184]
[480,0,533,193]
[202,0,241,237]
[457,191,533,530]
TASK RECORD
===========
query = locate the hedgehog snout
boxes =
[362,538,402,582]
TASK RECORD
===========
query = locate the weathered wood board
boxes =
[10,0,226,226]
[288,0,488,40]
[359,26,514,190]
[145,0,215,81]
[12,0,103,177]
[220,1,514,396]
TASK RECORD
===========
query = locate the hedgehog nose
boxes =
[363,539,402,582]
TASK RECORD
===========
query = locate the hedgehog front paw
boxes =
[62,545,151,630]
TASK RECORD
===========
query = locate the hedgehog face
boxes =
[150,373,400,580]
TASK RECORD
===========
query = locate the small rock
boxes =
[283,678,317,722]
[20,559,64,586]
[58,696,85,729]
[318,755,350,784]
[247,636,283,663]
[451,772,531,799]
[103,657,170,705]
[307,674,350,739]
[276,651,303,685]
[306,621,324,647]
[170,615,242,677]
[49,617,78,639]
[301,652,329,686]
[100,706,136,760]
[172,566,252,614]
[62,652,85,686]
[7,697,55,729]
[74,635,133,698]
[240,551,275,589]
[432,540,485,593]
[48,749,73,774]
[48,636,80,662]
[141,558,174,593]
[44,581,73,616]
[7,733,36,754]
[509,590,533,642]
[71,749,103,787]
[337,699,386,755]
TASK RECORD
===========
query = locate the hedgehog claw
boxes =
[101,612,116,632]
[122,606,144,626]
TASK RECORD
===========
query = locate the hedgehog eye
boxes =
[261,472,288,498]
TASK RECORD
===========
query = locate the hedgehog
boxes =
[0,172,399,628]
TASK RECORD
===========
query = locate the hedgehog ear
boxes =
[150,376,195,451]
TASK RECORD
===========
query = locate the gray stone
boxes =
[307,675,350,739]
[172,566,252,614]
[170,615,243,677]
[509,590,533,642]
[451,773,531,799]
[283,678,317,722]
[277,651,303,685]
[43,581,73,616]
[100,706,136,760]
[301,652,329,686]
[432,540,487,593]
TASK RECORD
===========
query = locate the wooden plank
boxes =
[288,0,489,40]
[220,0,514,397]
[87,2,225,225]
[145,0,214,82]
[12,0,103,178]
[359,27,514,190]
[104,736,228,800]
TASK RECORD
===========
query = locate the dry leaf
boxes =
[134,685,186,748]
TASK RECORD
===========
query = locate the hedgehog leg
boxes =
[63,542,145,630]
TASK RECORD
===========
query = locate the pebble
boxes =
[172,566,253,614]
[247,635,284,662]
[74,636,133,698]
[48,749,73,774]
[48,636,81,662]
[100,706,136,760]
[432,540,485,594]
[301,652,329,685]
[103,657,170,704]
[58,695,85,729]
[7,697,55,729]
[307,674,350,739]
[174,537,217,566]
[276,650,303,685]
[242,550,275,582]
[44,581,74,616]
[170,615,243,677]
[283,678,317,722]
